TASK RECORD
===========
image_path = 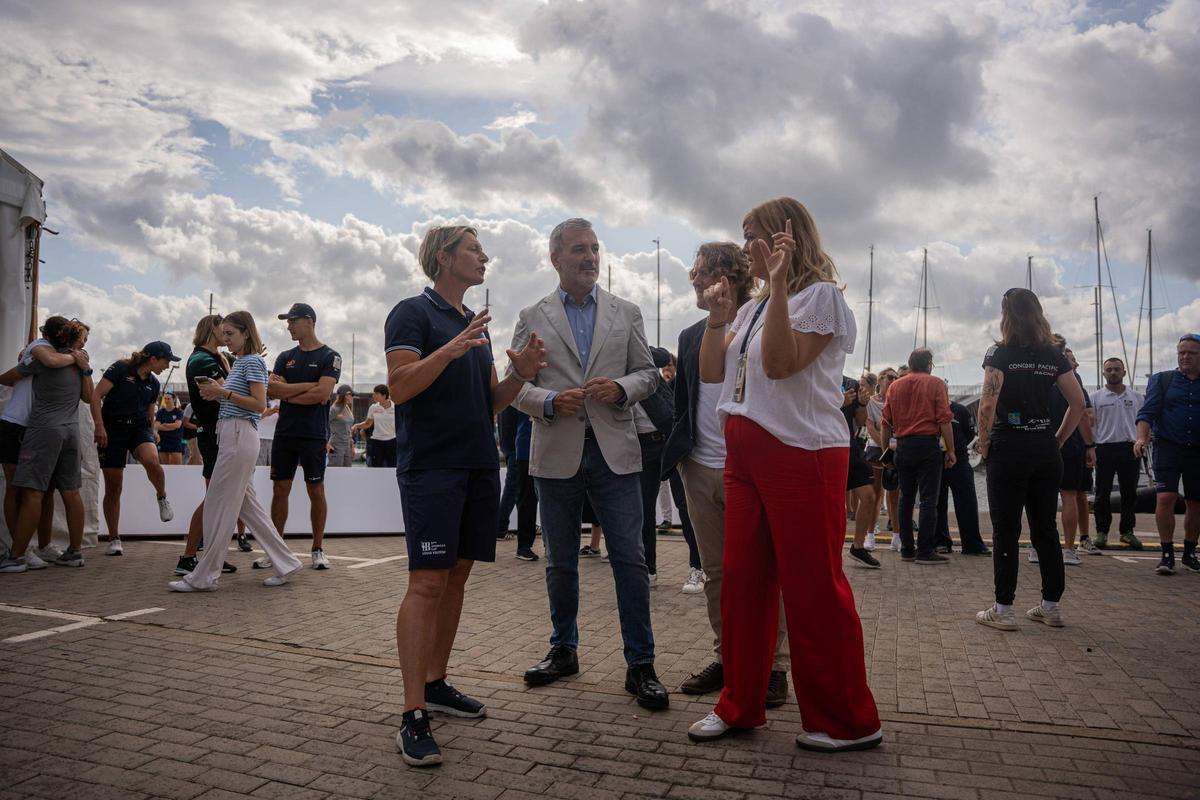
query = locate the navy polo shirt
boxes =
[101,360,160,423]
[272,344,342,440]
[1138,370,1200,447]
[384,287,498,473]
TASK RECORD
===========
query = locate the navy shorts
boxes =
[99,421,156,469]
[1060,454,1087,491]
[0,419,24,465]
[398,468,499,570]
[1153,438,1200,501]
[846,442,873,491]
[270,436,327,483]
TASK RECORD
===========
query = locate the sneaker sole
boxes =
[1028,614,1064,628]
[396,739,443,767]
[849,557,882,570]
[1156,566,1175,575]
[681,586,704,593]
[796,731,883,753]
[425,702,487,719]
[173,568,193,576]
[976,618,1017,631]
[687,726,737,742]
[57,561,84,568]
[523,665,579,687]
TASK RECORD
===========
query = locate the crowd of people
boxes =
[0,198,1197,771]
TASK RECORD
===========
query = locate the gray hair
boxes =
[549,218,593,257]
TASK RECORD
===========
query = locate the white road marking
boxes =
[105,607,166,621]
[0,604,164,644]
[347,555,408,569]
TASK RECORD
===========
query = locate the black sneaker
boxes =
[765,669,789,709]
[1182,552,1200,573]
[915,553,951,565]
[848,546,881,569]
[396,709,442,767]
[579,546,601,558]
[935,544,953,554]
[515,548,539,561]
[900,549,916,562]
[174,556,197,575]
[424,678,486,718]
[1156,554,1175,575]
[236,534,253,552]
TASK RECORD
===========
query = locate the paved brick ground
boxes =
[1,525,1197,800]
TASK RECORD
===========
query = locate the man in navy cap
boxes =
[255,303,341,571]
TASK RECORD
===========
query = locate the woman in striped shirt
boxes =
[169,311,302,592]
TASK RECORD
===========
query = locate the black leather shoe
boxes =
[523,646,579,686]
[766,669,789,708]
[625,663,669,710]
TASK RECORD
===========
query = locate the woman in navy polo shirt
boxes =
[155,392,186,465]
[90,341,178,555]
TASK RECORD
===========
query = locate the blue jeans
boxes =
[534,435,655,666]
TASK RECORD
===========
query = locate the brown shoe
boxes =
[679,661,723,695]
[766,670,789,708]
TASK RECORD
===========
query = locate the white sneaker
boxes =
[975,605,1017,631]
[1027,546,1038,564]
[795,728,883,753]
[263,574,290,587]
[1062,548,1082,566]
[252,556,272,570]
[1078,537,1102,555]
[1026,604,1064,627]
[0,557,28,573]
[687,711,733,742]
[157,496,174,522]
[167,579,215,593]
[107,538,123,556]
[864,531,876,552]
[890,535,902,552]
[682,568,705,594]
[23,550,48,570]
[34,544,63,562]
[311,550,330,570]
[648,572,658,588]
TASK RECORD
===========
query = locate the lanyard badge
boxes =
[732,299,769,404]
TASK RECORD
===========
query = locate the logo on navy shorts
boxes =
[420,541,447,556]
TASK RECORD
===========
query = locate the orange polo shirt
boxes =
[880,372,952,438]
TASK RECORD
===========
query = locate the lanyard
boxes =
[732,299,769,404]
[737,299,770,358]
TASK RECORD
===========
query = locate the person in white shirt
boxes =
[1089,357,1144,551]
[688,197,881,753]
[353,384,396,468]
[256,399,280,466]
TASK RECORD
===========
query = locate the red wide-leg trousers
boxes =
[714,416,881,739]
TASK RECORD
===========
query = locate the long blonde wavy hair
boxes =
[743,197,838,298]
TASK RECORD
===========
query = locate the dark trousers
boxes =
[670,469,701,570]
[936,455,987,552]
[1094,442,1139,535]
[638,434,666,574]
[896,436,944,557]
[516,458,538,550]
[366,438,396,468]
[986,437,1064,605]
[498,452,520,531]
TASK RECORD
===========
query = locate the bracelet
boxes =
[226,391,233,401]
[706,321,726,330]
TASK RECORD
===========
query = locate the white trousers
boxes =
[185,418,302,589]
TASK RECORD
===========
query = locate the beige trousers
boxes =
[185,419,302,589]
[679,457,789,669]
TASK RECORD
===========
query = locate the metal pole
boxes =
[1147,229,1153,379]
[652,237,661,347]
[607,261,611,292]
[351,333,356,389]
[865,245,874,372]
[209,293,213,316]
[922,248,929,348]
[1027,255,1033,291]
[1095,196,1103,389]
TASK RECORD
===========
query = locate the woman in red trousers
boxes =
[690,197,882,752]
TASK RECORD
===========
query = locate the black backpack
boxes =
[639,374,675,436]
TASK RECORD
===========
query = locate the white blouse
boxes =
[714,281,857,450]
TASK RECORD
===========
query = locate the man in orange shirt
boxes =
[881,348,956,564]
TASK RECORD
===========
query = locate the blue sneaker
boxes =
[425,678,486,718]
[396,709,442,767]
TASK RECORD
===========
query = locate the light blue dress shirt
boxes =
[545,286,599,417]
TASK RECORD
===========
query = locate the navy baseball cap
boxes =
[278,303,317,322]
[143,341,181,362]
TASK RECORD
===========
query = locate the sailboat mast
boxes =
[1027,255,1033,290]
[1094,196,1104,389]
[865,245,874,372]
[1147,229,1153,380]
[922,248,929,348]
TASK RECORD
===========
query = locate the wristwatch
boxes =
[80,368,93,376]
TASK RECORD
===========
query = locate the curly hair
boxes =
[694,242,757,308]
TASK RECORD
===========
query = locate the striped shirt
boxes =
[219,354,269,428]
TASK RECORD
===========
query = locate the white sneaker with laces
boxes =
[311,550,330,570]
[1026,604,1064,627]
[263,574,291,587]
[890,535,902,552]
[23,550,48,570]
[1078,537,1102,555]
[682,568,705,594]
[975,605,1017,631]
[648,572,658,588]
[1062,548,1081,566]
[687,711,733,742]
[864,531,876,552]
[1027,546,1039,564]
[34,544,63,562]
[107,538,123,556]
[157,496,174,522]
[252,556,272,570]
[168,579,215,593]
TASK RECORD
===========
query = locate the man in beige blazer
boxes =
[509,218,668,710]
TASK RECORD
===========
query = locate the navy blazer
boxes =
[660,318,706,480]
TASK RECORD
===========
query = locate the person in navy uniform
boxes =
[90,340,179,555]
[384,225,545,767]
[256,303,340,572]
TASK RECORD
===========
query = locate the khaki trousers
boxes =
[679,457,789,669]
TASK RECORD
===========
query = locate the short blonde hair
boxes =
[743,197,837,297]
[418,226,477,281]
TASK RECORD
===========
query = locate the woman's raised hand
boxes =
[750,218,795,287]
[702,276,734,323]
[441,312,493,360]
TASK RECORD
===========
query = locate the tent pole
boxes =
[26,224,42,345]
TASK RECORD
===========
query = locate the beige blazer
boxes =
[510,287,657,479]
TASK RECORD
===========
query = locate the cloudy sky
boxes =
[3,0,1197,390]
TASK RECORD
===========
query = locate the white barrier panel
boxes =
[105,465,517,537]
